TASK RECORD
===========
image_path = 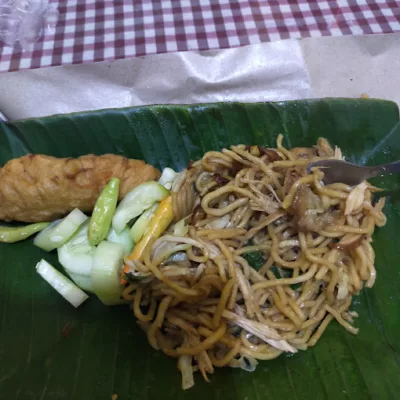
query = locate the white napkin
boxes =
[0,33,399,120]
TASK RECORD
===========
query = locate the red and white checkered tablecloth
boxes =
[1,0,399,72]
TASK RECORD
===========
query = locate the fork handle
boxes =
[373,161,400,177]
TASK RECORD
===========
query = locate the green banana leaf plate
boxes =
[1,99,400,400]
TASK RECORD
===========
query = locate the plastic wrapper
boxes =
[0,0,58,50]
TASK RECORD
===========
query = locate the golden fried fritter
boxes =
[0,154,160,222]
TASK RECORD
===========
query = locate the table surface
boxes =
[0,0,399,73]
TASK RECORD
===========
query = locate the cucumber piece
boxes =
[92,241,125,306]
[57,221,95,276]
[130,203,158,243]
[34,209,87,252]
[107,227,134,256]
[112,181,169,233]
[36,259,88,308]
[66,272,94,293]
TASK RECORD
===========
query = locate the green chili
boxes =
[88,177,120,246]
[0,222,50,243]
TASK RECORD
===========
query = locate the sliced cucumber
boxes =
[158,167,178,190]
[112,181,169,233]
[57,221,95,276]
[107,227,134,256]
[34,209,87,252]
[130,203,158,243]
[35,259,88,308]
[92,241,125,306]
[67,272,94,293]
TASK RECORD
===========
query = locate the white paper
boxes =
[301,33,400,106]
[0,40,311,119]
[0,33,399,121]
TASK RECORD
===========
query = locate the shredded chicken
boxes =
[314,137,335,158]
[337,267,349,300]
[291,185,340,232]
[223,309,297,353]
[178,355,195,390]
[330,233,363,252]
[249,184,280,214]
[345,182,367,215]
[283,167,306,194]
[290,147,317,159]
[334,146,344,160]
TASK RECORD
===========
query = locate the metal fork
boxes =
[307,159,400,186]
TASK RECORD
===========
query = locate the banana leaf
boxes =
[0,99,399,400]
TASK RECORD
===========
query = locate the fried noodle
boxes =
[122,136,386,389]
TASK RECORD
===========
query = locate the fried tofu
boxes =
[0,154,160,222]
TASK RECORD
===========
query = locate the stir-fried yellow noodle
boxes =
[123,136,386,389]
